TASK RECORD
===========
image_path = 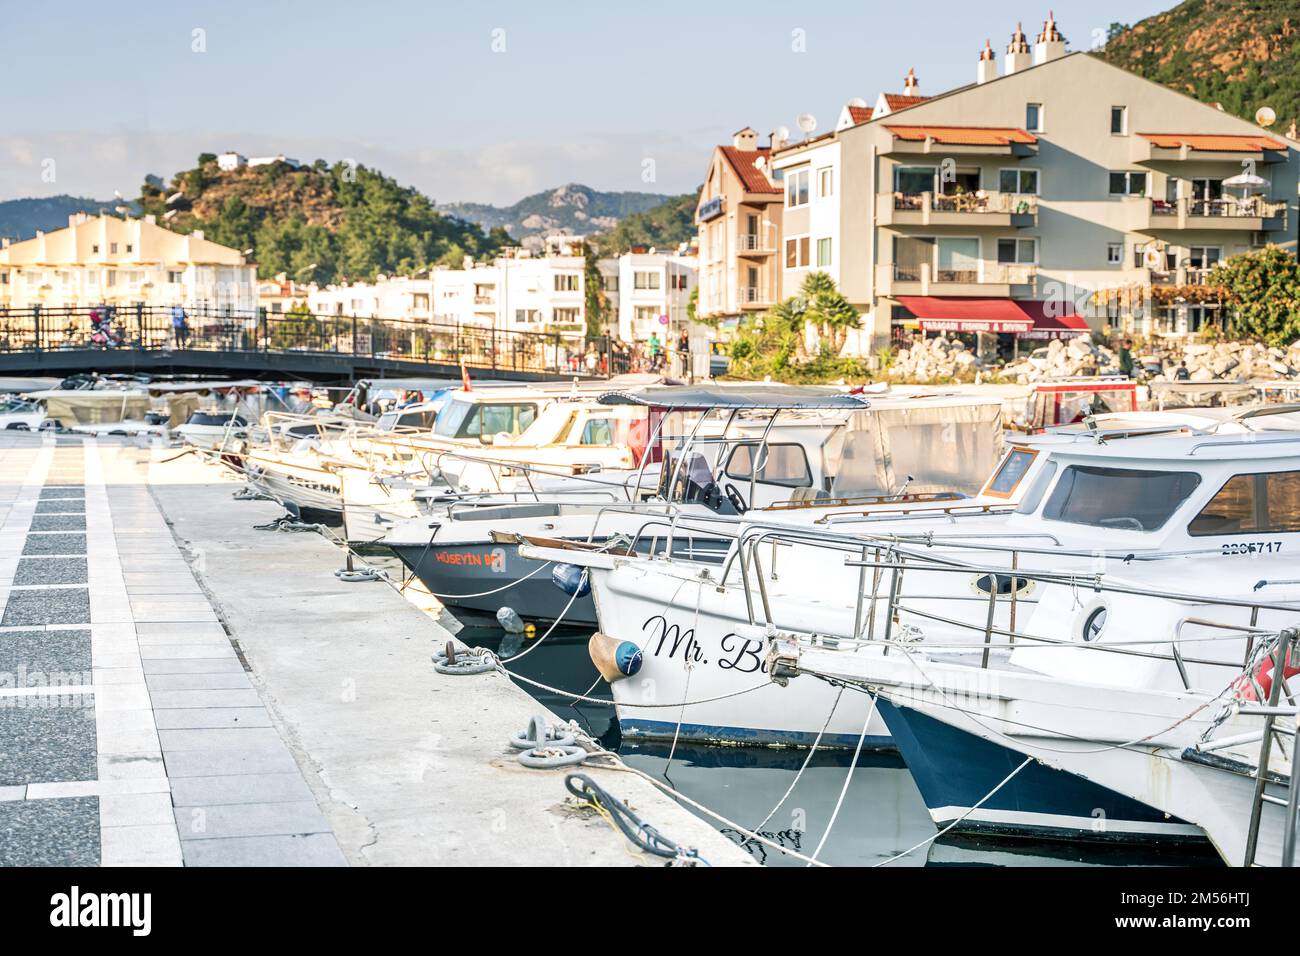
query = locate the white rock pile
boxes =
[887,335,1300,384]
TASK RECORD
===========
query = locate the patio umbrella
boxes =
[1223,171,1267,200]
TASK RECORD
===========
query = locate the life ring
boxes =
[1235,647,1300,702]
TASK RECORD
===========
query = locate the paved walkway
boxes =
[0,434,344,866]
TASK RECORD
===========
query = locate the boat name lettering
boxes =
[718,633,767,674]
[642,615,704,664]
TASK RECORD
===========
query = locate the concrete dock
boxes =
[0,432,752,867]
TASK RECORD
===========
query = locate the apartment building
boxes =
[616,250,698,344]
[308,236,587,345]
[695,128,784,324]
[772,14,1299,350]
[0,212,258,313]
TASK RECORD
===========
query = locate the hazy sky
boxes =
[2,0,1172,206]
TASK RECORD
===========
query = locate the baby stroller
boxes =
[89,306,123,349]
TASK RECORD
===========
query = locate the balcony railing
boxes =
[1149,266,1219,286]
[737,286,772,305]
[893,190,1038,215]
[1149,196,1287,219]
[736,233,775,253]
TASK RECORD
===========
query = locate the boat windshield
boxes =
[433,399,537,441]
[1041,465,1201,532]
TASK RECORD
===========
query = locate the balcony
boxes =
[737,286,774,308]
[1139,196,1288,233]
[876,262,1036,297]
[735,233,776,256]
[878,191,1037,228]
[1149,267,1220,287]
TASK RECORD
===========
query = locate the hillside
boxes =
[439,183,672,249]
[0,195,135,240]
[1100,0,1300,132]
[589,190,699,255]
[134,155,510,285]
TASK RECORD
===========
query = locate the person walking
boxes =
[1118,338,1135,378]
[648,331,662,371]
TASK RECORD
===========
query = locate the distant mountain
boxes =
[0,195,135,240]
[1100,0,1300,132]
[590,190,700,256]
[439,183,672,249]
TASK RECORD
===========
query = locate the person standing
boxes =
[648,331,662,371]
[676,329,690,379]
[171,304,190,349]
[1118,338,1135,378]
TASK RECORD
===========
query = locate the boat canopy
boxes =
[598,385,871,411]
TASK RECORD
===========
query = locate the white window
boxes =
[816,237,833,267]
[633,271,661,290]
[785,236,810,269]
[552,307,580,323]
[1108,171,1147,196]
[514,309,541,323]
[1106,242,1123,265]
[1026,103,1042,132]
[786,168,810,208]
[997,238,1037,264]
[999,169,1039,195]
[168,270,183,283]
[1110,106,1128,135]
[817,167,833,198]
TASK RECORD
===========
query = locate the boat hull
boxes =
[875,697,1204,844]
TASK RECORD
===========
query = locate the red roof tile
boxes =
[882,94,931,113]
[1138,133,1287,153]
[846,105,873,126]
[884,125,1038,145]
[719,146,780,194]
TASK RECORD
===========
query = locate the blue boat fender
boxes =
[552,562,591,598]
[589,631,642,682]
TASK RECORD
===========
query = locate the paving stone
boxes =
[30,514,86,532]
[169,772,314,807]
[157,728,285,752]
[35,501,86,515]
[148,688,261,709]
[179,832,344,866]
[0,628,91,680]
[0,795,99,865]
[153,707,271,730]
[38,488,84,500]
[162,748,300,778]
[23,534,86,555]
[142,658,246,675]
[145,672,252,692]
[2,588,90,626]
[173,800,330,840]
[0,701,97,785]
[14,558,88,586]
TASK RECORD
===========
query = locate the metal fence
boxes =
[0,304,599,376]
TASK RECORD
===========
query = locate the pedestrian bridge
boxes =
[0,305,600,385]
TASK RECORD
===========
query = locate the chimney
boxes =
[1005,23,1032,75]
[68,211,89,228]
[732,127,758,150]
[1034,10,1066,64]
[977,39,998,84]
[903,67,919,96]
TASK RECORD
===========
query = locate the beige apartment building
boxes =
[694,128,784,324]
[0,212,258,313]
[770,15,1299,352]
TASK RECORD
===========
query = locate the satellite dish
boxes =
[847,97,868,109]
[1256,106,1277,127]
[775,126,791,143]
[797,113,818,135]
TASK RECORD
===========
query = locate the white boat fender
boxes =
[589,631,643,683]
[552,562,591,598]
[496,606,525,633]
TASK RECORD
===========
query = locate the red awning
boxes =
[896,297,1089,338]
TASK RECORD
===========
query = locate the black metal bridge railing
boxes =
[0,304,600,377]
